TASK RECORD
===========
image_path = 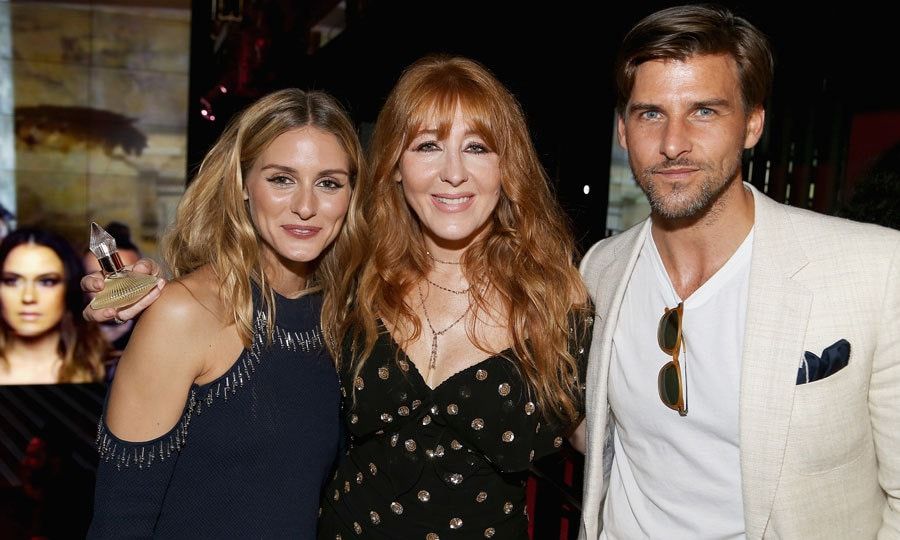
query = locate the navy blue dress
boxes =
[89,289,340,539]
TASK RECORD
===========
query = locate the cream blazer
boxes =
[578,185,900,539]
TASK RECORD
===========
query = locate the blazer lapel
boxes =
[740,187,812,539]
[581,219,650,538]
[584,219,651,421]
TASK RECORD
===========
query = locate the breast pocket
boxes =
[785,348,870,475]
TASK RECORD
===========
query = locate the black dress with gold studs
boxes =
[318,317,591,539]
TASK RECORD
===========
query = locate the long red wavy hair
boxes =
[338,56,589,427]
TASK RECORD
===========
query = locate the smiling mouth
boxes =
[660,168,696,173]
[282,225,322,238]
[432,195,472,205]
[650,158,703,176]
[654,167,700,175]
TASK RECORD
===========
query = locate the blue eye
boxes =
[697,107,715,117]
[641,110,661,120]
[39,277,62,287]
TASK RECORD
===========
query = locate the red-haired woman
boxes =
[318,56,592,539]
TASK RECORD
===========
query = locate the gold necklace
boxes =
[426,250,461,265]
[425,277,470,295]
[417,282,471,375]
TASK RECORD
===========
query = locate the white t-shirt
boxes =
[601,226,754,539]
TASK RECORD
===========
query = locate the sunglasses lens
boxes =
[658,362,680,407]
[658,308,681,352]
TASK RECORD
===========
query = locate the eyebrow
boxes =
[0,272,63,279]
[692,99,731,109]
[259,164,350,177]
[413,127,484,137]
[628,102,658,112]
[628,99,733,113]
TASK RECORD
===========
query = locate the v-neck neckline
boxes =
[378,320,513,392]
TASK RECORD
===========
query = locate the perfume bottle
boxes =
[88,222,160,310]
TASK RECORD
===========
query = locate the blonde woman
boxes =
[87,89,364,538]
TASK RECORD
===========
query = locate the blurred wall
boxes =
[3,0,189,256]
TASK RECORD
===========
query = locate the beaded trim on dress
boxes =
[96,310,324,470]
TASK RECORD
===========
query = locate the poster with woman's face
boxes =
[0,3,190,537]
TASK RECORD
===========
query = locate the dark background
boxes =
[2,2,896,538]
[186,6,899,535]
[188,0,900,250]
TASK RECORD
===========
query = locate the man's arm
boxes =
[872,238,900,538]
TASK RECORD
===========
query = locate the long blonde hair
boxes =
[340,56,589,427]
[163,89,366,346]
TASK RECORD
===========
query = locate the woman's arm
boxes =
[104,282,211,439]
[569,420,586,454]
[88,280,218,538]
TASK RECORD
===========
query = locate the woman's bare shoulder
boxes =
[104,265,236,441]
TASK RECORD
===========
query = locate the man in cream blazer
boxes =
[578,6,899,539]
